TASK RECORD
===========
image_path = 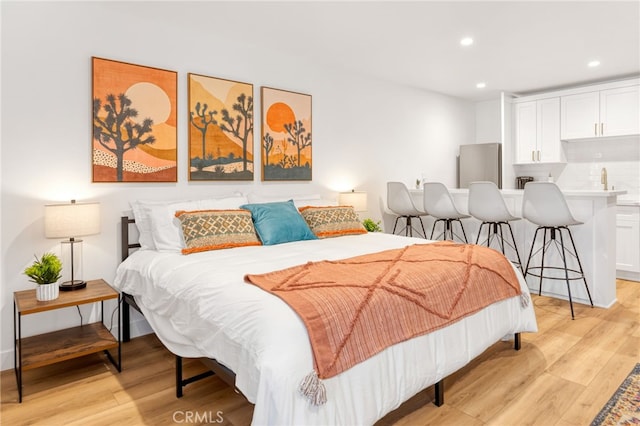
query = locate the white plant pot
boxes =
[36,282,59,301]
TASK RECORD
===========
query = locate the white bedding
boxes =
[114,233,537,425]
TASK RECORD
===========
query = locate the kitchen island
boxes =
[616,198,640,282]
[410,188,626,308]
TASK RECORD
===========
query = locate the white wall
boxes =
[0,2,474,370]
[472,95,518,189]
[474,99,501,144]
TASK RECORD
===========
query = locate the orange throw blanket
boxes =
[245,242,522,404]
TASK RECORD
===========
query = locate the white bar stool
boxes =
[423,182,470,243]
[522,182,594,319]
[468,181,523,273]
[387,181,427,238]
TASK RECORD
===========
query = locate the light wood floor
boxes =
[2,279,638,425]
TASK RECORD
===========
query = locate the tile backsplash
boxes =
[556,137,639,201]
[513,136,640,201]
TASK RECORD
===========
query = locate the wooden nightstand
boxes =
[13,279,121,402]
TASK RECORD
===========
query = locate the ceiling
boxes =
[195,1,640,101]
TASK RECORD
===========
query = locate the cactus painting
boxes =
[188,73,254,181]
[92,57,177,182]
[261,87,312,181]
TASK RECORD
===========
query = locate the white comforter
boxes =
[114,233,537,425]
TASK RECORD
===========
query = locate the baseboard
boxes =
[616,270,640,282]
[527,285,615,309]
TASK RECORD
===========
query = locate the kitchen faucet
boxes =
[601,167,608,191]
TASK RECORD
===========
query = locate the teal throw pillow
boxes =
[240,200,318,245]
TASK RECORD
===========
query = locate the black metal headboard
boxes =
[120,216,141,341]
[121,216,141,262]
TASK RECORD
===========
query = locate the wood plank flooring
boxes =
[2,279,638,425]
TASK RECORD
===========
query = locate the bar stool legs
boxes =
[562,227,594,317]
[430,218,468,243]
[524,225,594,319]
[476,221,523,274]
[392,215,426,238]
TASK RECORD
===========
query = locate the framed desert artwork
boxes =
[92,57,177,182]
[188,73,254,181]
[261,87,312,181]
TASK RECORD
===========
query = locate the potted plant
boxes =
[362,218,383,233]
[24,252,62,301]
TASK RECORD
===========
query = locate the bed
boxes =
[114,196,538,425]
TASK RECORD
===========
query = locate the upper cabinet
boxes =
[560,91,599,139]
[600,86,640,137]
[514,97,562,164]
[510,78,639,168]
[561,85,640,140]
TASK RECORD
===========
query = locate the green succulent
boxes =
[362,218,383,233]
[23,252,63,284]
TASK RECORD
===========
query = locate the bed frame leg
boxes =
[430,333,519,408]
[434,379,444,406]
[122,300,131,342]
[176,356,184,398]
[175,355,216,398]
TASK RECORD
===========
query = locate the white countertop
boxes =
[618,199,640,206]
[411,188,627,198]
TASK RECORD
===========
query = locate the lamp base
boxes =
[59,280,87,291]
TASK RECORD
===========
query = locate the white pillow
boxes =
[131,199,185,250]
[247,193,322,204]
[150,195,249,252]
[294,199,338,208]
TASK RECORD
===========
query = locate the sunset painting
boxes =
[188,74,253,181]
[92,57,177,182]
[261,87,312,181]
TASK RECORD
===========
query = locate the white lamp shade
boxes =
[45,202,101,238]
[338,191,368,212]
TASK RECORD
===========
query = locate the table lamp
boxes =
[45,200,100,291]
[338,190,368,213]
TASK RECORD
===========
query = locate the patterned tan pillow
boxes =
[175,209,261,254]
[299,206,367,238]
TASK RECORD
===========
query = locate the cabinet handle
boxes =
[600,123,604,136]
[532,151,535,161]
[537,150,541,161]
[594,123,598,136]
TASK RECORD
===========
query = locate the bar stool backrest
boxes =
[468,181,514,222]
[522,182,580,227]
[387,182,424,216]
[423,182,461,219]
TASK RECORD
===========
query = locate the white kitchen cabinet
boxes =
[561,85,640,139]
[514,97,562,164]
[601,86,640,137]
[616,205,640,281]
[560,91,599,139]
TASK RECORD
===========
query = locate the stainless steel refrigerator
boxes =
[457,143,502,188]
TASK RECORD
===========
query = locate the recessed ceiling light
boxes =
[588,60,601,68]
[476,82,486,89]
[460,37,474,46]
